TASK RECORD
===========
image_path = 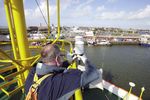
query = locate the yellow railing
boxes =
[2,0,83,99]
[0,39,73,97]
[0,48,40,97]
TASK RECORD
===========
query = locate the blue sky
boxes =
[1,0,150,29]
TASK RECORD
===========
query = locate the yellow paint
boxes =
[139,87,145,100]
[71,61,83,100]
[47,0,50,37]
[52,0,60,44]
[10,0,30,78]
[4,0,19,60]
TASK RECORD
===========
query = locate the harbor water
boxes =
[1,45,150,99]
[85,45,150,100]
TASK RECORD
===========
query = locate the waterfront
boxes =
[85,45,150,100]
[1,44,150,99]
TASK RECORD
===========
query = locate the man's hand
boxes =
[77,54,87,64]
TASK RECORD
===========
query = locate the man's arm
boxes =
[80,60,100,87]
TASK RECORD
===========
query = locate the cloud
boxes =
[22,0,150,28]
[95,5,150,20]
[25,1,56,25]
[96,6,105,12]
[61,0,73,10]
[128,5,150,19]
[0,1,4,18]
[77,0,94,9]
[96,11,125,20]
[107,0,118,3]
[0,2,7,26]
[69,0,94,18]
[71,5,92,17]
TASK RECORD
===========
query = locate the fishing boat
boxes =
[87,39,96,46]
[96,39,111,46]
[139,34,150,47]
[0,0,145,100]
[86,31,96,46]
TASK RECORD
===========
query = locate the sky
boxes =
[0,0,150,29]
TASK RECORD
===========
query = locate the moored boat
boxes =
[96,39,111,45]
[139,34,150,47]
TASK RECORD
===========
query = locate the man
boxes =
[25,44,99,100]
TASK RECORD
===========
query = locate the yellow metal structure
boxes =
[47,0,50,37]
[1,0,83,99]
[139,87,145,100]
[0,48,40,96]
[71,62,83,100]
[123,83,135,100]
[10,0,30,78]
[52,0,60,44]
[4,0,19,60]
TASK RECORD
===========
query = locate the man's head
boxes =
[41,44,63,66]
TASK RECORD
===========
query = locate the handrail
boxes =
[28,39,73,53]
[47,0,50,37]
[52,0,60,44]
[0,79,17,90]
[0,65,15,74]
[0,49,40,97]
[1,85,24,96]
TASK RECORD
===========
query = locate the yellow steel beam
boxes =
[1,85,24,96]
[0,75,5,80]
[0,65,15,74]
[17,54,41,67]
[8,85,24,96]
[75,89,83,100]
[52,0,60,44]
[0,63,11,68]
[4,0,20,60]
[0,60,12,63]
[71,61,83,100]
[30,55,41,66]
[0,41,11,45]
[1,88,9,96]
[10,0,30,78]
[47,0,50,37]
[1,68,26,81]
[0,79,17,89]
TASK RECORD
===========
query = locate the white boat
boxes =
[0,0,145,99]
[29,31,46,40]
[139,34,150,47]
[87,39,96,46]
[97,39,111,45]
[0,35,10,41]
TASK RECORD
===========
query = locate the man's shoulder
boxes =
[60,69,82,81]
[65,69,82,74]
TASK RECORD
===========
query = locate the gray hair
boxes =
[41,44,60,63]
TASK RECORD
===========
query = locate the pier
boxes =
[84,35,140,45]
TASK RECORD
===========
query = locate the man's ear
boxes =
[55,56,60,66]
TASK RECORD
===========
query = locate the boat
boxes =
[87,39,96,46]
[139,34,150,47]
[0,34,10,42]
[0,0,145,100]
[29,31,46,40]
[96,39,111,45]
[85,31,96,46]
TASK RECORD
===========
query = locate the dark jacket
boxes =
[25,60,99,100]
